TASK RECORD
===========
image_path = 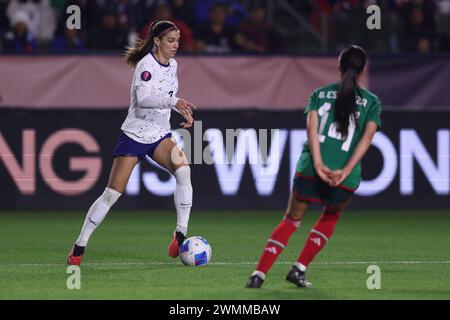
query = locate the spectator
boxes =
[171,0,196,28]
[63,0,102,31]
[410,0,436,27]
[237,4,284,54]
[61,0,103,49]
[99,0,135,46]
[1,10,37,53]
[195,3,239,53]
[194,0,246,27]
[437,0,450,14]
[139,0,195,52]
[6,0,56,45]
[117,0,133,31]
[87,9,128,50]
[403,7,437,53]
[223,0,246,27]
[51,24,86,52]
[193,0,217,26]
[133,0,158,31]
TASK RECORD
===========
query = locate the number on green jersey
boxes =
[317,102,358,152]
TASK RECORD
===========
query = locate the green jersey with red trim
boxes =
[296,83,382,190]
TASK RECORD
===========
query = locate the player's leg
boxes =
[295,199,350,272]
[245,174,321,288]
[151,136,192,257]
[68,156,138,265]
[246,193,310,288]
[288,187,353,287]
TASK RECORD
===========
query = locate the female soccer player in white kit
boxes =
[68,20,196,265]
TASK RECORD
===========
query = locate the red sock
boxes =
[255,214,300,275]
[296,212,342,269]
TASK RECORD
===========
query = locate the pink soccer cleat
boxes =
[67,244,84,266]
[168,231,186,258]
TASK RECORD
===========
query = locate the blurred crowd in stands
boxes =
[296,0,450,54]
[0,0,285,54]
[0,0,449,55]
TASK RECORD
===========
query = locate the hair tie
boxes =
[150,20,160,31]
[157,26,177,38]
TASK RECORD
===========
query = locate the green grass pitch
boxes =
[0,210,449,299]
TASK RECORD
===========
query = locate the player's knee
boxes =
[323,205,344,215]
[286,211,300,221]
[170,148,189,172]
[286,197,308,220]
[286,206,307,220]
[324,199,351,214]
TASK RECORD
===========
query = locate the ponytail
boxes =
[335,45,366,139]
[124,37,153,68]
[123,20,179,68]
[335,67,357,139]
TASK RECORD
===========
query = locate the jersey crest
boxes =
[140,71,152,81]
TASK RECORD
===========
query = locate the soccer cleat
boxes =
[168,231,186,258]
[286,266,313,288]
[245,275,264,288]
[67,244,85,266]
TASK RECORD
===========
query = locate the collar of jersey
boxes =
[151,52,170,68]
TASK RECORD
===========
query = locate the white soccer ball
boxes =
[179,236,212,266]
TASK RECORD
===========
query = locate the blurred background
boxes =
[0,0,449,54]
[1,0,449,211]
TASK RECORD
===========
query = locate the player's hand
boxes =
[175,99,196,128]
[330,168,350,187]
[176,99,196,116]
[181,117,193,128]
[314,163,334,186]
[180,110,194,128]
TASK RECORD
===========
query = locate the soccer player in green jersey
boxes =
[246,45,381,289]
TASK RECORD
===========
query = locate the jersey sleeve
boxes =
[134,61,179,109]
[134,61,153,88]
[366,96,382,129]
[304,90,319,114]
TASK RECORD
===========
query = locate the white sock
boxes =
[252,270,266,280]
[173,166,192,236]
[294,262,308,272]
[76,187,121,247]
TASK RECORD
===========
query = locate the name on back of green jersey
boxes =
[318,90,368,107]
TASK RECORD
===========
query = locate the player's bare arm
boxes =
[306,110,333,185]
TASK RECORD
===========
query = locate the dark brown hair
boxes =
[124,20,179,67]
[334,45,366,139]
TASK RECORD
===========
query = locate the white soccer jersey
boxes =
[121,52,179,144]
